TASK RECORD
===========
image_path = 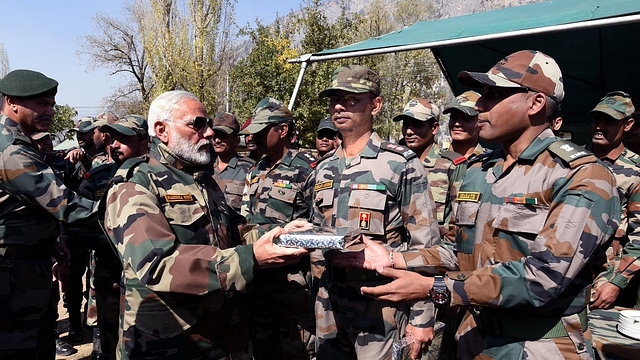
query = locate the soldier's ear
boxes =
[624,117,635,132]
[527,92,546,118]
[371,96,383,116]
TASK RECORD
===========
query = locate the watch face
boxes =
[431,291,449,305]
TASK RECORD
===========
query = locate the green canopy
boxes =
[289,0,640,143]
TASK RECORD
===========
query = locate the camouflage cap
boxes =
[443,90,481,116]
[212,112,240,134]
[319,65,381,98]
[317,116,337,132]
[101,114,148,137]
[458,50,564,101]
[88,111,119,131]
[590,91,635,120]
[239,97,293,135]
[392,98,440,122]
[74,116,98,133]
[30,132,51,141]
[0,69,58,98]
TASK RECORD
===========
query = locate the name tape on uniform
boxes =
[315,180,333,192]
[457,192,481,202]
[165,194,194,202]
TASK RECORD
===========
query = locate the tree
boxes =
[51,104,78,143]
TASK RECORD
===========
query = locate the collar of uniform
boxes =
[518,128,558,161]
[217,154,240,169]
[471,143,486,158]
[280,148,297,166]
[0,114,22,131]
[602,143,625,163]
[422,143,440,168]
[360,132,383,158]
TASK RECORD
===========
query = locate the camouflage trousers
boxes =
[455,309,595,360]
[315,276,409,360]
[247,265,316,360]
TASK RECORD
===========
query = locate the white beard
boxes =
[168,128,211,165]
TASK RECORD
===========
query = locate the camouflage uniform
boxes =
[399,50,621,359]
[587,93,640,309]
[240,98,317,360]
[100,139,252,360]
[213,155,255,212]
[0,114,97,355]
[312,132,441,359]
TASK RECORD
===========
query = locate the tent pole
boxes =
[288,54,312,110]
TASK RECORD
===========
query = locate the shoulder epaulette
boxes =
[240,156,256,166]
[295,151,318,167]
[547,140,593,165]
[111,156,148,184]
[440,150,467,165]
[381,141,416,159]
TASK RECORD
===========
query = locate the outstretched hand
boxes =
[360,267,433,303]
[590,282,620,309]
[253,226,310,268]
[331,236,393,270]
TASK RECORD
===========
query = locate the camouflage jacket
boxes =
[402,129,620,318]
[310,132,441,327]
[212,154,255,212]
[592,145,640,290]
[241,149,316,225]
[0,114,97,349]
[99,140,254,360]
[422,143,467,232]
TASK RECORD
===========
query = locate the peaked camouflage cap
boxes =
[0,69,58,98]
[393,98,440,122]
[319,65,381,98]
[101,114,148,137]
[74,116,98,133]
[240,97,293,135]
[30,132,51,141]
[212,112,240,134]
[458,50,564,101]
[590,91,635,120]
[443,90,481,116]
[317,116,337,132]
[87,111,119,131]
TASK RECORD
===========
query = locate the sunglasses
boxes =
[165,116,213,132]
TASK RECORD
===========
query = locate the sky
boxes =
[0,0,302,118]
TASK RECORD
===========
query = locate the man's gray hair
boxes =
[147,90,200,137]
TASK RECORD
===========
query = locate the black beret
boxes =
[0,69,58,98]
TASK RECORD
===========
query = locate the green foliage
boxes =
[51,104,78,142]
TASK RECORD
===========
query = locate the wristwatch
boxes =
[429,276,451,307]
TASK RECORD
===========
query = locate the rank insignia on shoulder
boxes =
[315,180,333,192]
[452,156,467,165]
[165,194,194,202]
[456,192,481,202]
[351,184,386,191]
[359,211,371,230]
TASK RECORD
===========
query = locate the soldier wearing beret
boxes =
[239,97,317,360]
[0,69,97,359]
[312,65,441,360]
[587,92,640,311]
[211,112,255,213]
[338,50,621,359]
[99,90,309,360]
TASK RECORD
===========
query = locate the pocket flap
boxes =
[348,189,386,211]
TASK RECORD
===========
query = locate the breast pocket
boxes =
[224,183,245,210]
[162,201,206,226]
[348,190,387,236]
[265,187,298,222]
[492,203,548,235]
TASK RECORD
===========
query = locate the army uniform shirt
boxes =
[311,132,440,358]
[401,129,621,359]
[241,149,316,225]
[100,140,254,360]
[422,143,467,232]
[0,114,97,349]
[591,146,640,300]
[212,154,255,212]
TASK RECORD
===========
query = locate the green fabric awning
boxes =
[291,0,640,144]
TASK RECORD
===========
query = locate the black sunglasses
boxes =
[165,116,213,132]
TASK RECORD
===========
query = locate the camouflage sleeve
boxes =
[401,158,440,328]
[0,142,96,222]
[240,169,253,218]
[608,181,640,289]
[104,181,255,295]
[445,163,619,308]
[401,157,441,249]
